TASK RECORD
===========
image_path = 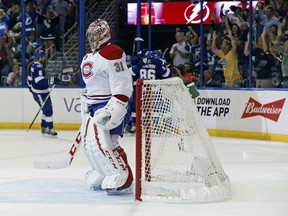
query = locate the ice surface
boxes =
[0,129,288,216]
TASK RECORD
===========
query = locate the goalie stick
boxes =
[34,130,82,169]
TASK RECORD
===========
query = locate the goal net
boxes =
[135,77,231,203]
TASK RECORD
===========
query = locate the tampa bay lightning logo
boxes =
[184,2,210,24]
[82,61,93,79]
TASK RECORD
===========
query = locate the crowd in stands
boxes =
[166,0,288,88]
[0,0,287,88]
[0,0,76,86]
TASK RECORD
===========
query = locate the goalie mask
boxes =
[86,19,111,51]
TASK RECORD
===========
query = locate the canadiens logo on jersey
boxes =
[82,61,93,79]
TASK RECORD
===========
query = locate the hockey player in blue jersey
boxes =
[125,49,172,133]
[131,49,172,80]
[27,50,60,136]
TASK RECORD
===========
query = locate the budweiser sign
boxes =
[241,97,285,122]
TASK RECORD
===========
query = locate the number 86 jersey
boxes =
[80,43,133,105]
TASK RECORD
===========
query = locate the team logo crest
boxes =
[82,61,93,79]
[184,2,210,24]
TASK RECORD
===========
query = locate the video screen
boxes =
[127,1,258,25]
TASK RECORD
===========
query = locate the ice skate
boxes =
[106,182,134,195]
[47,128,58,136]
[41,127,49,135]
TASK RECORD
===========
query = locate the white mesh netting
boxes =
[138,77,231,203]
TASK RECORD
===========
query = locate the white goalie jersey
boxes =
[80,43,133,104]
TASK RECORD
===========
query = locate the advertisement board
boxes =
[127,1,258,25]
[0,88,287,142]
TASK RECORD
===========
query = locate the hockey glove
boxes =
[93,97,128,130]
[49,77,61,85]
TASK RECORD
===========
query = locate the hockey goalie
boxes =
[80,19,133,194]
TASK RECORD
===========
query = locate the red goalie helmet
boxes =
[86,19,111,51]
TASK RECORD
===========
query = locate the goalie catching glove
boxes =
[93,97,128,130]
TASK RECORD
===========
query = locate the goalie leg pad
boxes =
[85,169,105,190]
[82,114,105,189]
[94,126,132,190]
[105,146,134,193]
[83,115,132,190]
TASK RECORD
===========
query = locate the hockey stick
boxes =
[27,84,56,131]
[162,47,169,60]
[34,130,82,169]
[132,37,144,56]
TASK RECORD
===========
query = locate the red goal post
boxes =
[135,77,231,203]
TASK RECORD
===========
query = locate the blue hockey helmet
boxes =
[153,49,162,58]
[34,50,45,58]
[145,51,154,59]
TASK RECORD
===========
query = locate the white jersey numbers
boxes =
[139,68,156,80]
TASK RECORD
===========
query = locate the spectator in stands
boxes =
[182,62,196,84]
[271,0,288,24]
[212,6,227,49]
[272,28,288,88]
[9,21,21,38]
[24,1,38,34]
[6,64,21,86]
[244,29,275,88]
[37,4,60,58]
[267,25,283,86]
[211,6,226,85]
[280,34,288,87]
[225,9,249,86]
[211,30,241,88]
[0,8,10,37]
[0,32,13,86]
[238,22,249,81]
[203,70,222,88]
[34,0,53,14]
[173,63,199,85]
[6,3,21,30]
[205,32,216,73]
[185,25,199,49]
[65,0,77,31]
[239,0,249,22]
[258,4,282,33]
[169,31,190,67]
[223,4,245,28]
[51,0,69,35]
[191,34,214,76]
[172,65,188,84]
[10,32,22,65]
[26,31,43,60]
